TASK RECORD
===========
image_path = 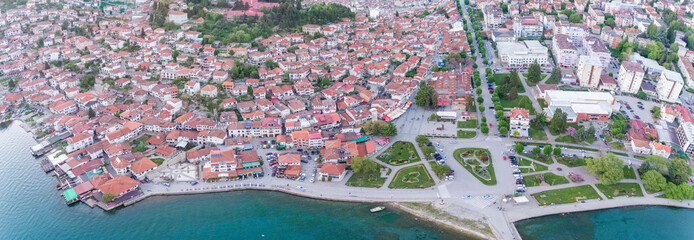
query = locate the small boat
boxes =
[370,206,385,213]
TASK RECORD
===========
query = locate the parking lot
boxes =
[614,95,659,124]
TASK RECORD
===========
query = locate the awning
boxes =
[63,188,78,202]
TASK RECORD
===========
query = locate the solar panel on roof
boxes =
[212,154,222,157]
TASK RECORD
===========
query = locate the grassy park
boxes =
[623,165,637,179]
[555,156,586,167]
[346,173,386,188]
[388,164,435,189]
[596,183,643,199]
[457,120,478,128]
[457,130,477,139]
[377,141,421,166]
[524,173,569,187]
[529,127,547,140]
[518,158,549,173]
[532,185,602,206]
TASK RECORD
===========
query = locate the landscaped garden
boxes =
[388,164,435,189]
[531,185,602,206]
[523,173,569,187]
[595,183,643,199]
[454,148,496,185]
[377,141,421,166]
[610,142,626,151]
[457,130,477,139]
[518,158,549,173]
[555,156,587,167]
[457,119,478,128]
[519,152,554,164]
[151,158,165,165]
[346,173,387,188]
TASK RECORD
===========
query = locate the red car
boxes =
[503,156,507,160]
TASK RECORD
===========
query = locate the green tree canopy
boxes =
[350,156,380,174]
[642,170,667,193]
[586,153,624,185]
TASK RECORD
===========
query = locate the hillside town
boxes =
[5,0,694,238]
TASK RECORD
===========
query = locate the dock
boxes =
[39,158,54,172]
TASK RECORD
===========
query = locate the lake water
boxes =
[515,205,694,240]
[0,121,472,240]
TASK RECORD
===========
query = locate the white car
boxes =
[310,177,315,183]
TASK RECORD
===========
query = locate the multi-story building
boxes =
[552,34,579,67]
[167,10,188,25]
[656,70,684,103]
[583,36,611,68]
[509,108,530,138]
[514,17,543,39]
[677,121,694,156]
[576,55,603,88]
[553,21,587,47]
[497,40,549,67]
[483,4,504,29]
[617,61,645,94]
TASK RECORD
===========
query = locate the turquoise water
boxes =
[0,121,470,240]
[515,206,694,240]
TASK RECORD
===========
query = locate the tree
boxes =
[543,145,552,155]
[415,83,438,108]
[668,158,692,185]
[515,143,524,154]
[431,163,452,178]
[568,13,582,23]
[531,111,548,128]
[416,135,430,146]
[499,126,507,135]
[363,120,387,136]
[88,107,95,118]
[553,147,561,156]
[532,147,541,155]
[586,153,624,185]
[350,156,380,174]
[638,155,671,176]
[476,96,484,104]
[382,122,398,137]
[548,66,561,84]
[549,108,567,134]
[476,88,482,95]
[652,106,661,119]
[642,170,667,193]
[663,182,694,201]
[481,126,489,134]
[527,61,542,83]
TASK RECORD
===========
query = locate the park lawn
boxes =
[532,185,603,206]
[555,135,577,144]
[529,127,548,140]
[555,156,586,167]
[519,152,554,164]
[488,73,509,84]
[457,130,477,139]
[520,158,549,173]
[377,141,421,166]
[458,119,478,128]
[524,173,569,187]
[522,73,547,86]
[596,183,644,199]
[610,142,626,151]
[608,151,628,157]
[623,165,637,179]
[537,99,547,107]
[488,73,525,93]
[500,95,531,109]
[151,158,165,165]
[454,148,497,185]
[346,172,387,188]
[556,145,600,152]
[388,164,435,189]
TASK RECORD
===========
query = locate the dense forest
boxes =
[171,1,354,44]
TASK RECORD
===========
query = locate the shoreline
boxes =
[389,202,496,240]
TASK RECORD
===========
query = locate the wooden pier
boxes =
[39,158,54,172]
